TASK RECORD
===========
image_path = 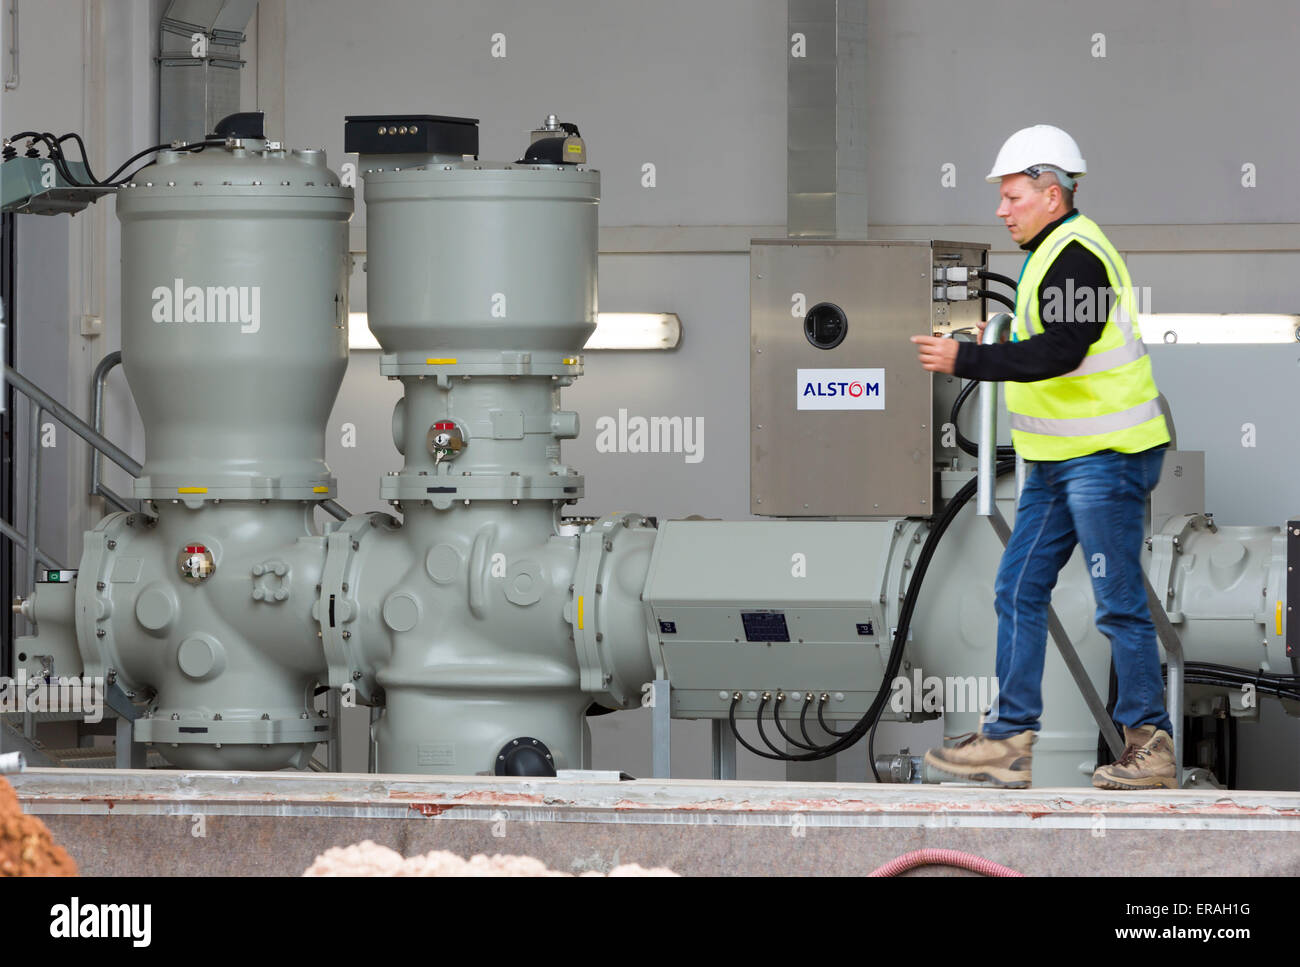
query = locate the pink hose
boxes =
[867,848,1024,877]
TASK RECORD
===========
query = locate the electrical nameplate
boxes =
[741,611,790,642]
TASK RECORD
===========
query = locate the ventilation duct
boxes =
[158,0,259,144]
[787,0,868,238]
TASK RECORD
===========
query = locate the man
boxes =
[910,124,1176,790]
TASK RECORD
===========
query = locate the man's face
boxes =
[995,172,1060,245]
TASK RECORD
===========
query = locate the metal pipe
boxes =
[0,516,59,569]
[0,298,6,415]
[94,482,135,514]
[320,499,350,522]
[5,363,142,475]
[0,751,25,774]
[1144,578,1185,788]
[4,0,18,92]
[976,313,1014,516]
[25,403,40,594]
[90,350,125,502]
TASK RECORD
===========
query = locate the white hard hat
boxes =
[986,125,1087,185]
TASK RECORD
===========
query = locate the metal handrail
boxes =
[90,351,138,513]
[2,361,142,608]
[976,313,1014,517]
[4,364,141,475]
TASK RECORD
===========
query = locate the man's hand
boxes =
[911,334,959,374]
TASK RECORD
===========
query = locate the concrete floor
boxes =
[10,768,1300,876]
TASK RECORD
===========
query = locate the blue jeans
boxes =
[985,446,1174,739]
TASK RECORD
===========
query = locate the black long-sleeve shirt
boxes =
[953,209,1111,382]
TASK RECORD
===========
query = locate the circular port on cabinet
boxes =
[804,302,848,350]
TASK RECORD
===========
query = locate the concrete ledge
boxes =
[12,769,1300,876]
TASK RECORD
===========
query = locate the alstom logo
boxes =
[804,379,877,398]
[797,368,885,411]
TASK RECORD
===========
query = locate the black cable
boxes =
[816,693,850,736]
[753,692,791,757]
[104,139,224,186]
[729,692,791,761]
[950,377,1015,459]
[798,692,819,747]
[975,269,1018,291]
[867,719,880,782]
[12,132,85,187]
[974,288,1016,312]
[55,132,101,184]
[5,130,225,188]
[1160,661,1300,702]
[726,460,1018,768]
[771,692,820,751]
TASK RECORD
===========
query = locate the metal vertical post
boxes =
[651,678,671,778]
[327,689,342,772]
[710,719,736,780]
[976,313,1014,516]
[368,705,381,774]
[1143,578,1185,788]
[114,715,146,769]
[25,402,39,595]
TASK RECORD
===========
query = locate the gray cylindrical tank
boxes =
[345,131,606,775]
[363,163,597,358]
[116,141,352,501]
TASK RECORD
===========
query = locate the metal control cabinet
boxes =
[750,239,988,517]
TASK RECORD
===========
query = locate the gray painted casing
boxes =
[115,140,352,501]
[342,154,661,774]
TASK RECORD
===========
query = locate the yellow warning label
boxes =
[177,487,207,494]
[578,595,584,630]
[313,486,329,493]
[426,358,457,364]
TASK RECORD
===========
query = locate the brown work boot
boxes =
[923,730,1034,788]
[1092,725,1177,790]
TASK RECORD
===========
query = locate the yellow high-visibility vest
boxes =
[1004,213,1170,460]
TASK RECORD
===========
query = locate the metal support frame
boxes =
[710,719,737,780]
[105,683,145,769]
[24,401,39,592]
[5,364,142,477]
[0,715,58,767]
[327,689,343,772]
[650,678,671,778]
[987,509,1126,761]
[976,318,1183,780]
[4,359,140,611]
[368,705,382,774]
[1144,581,1185,785]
